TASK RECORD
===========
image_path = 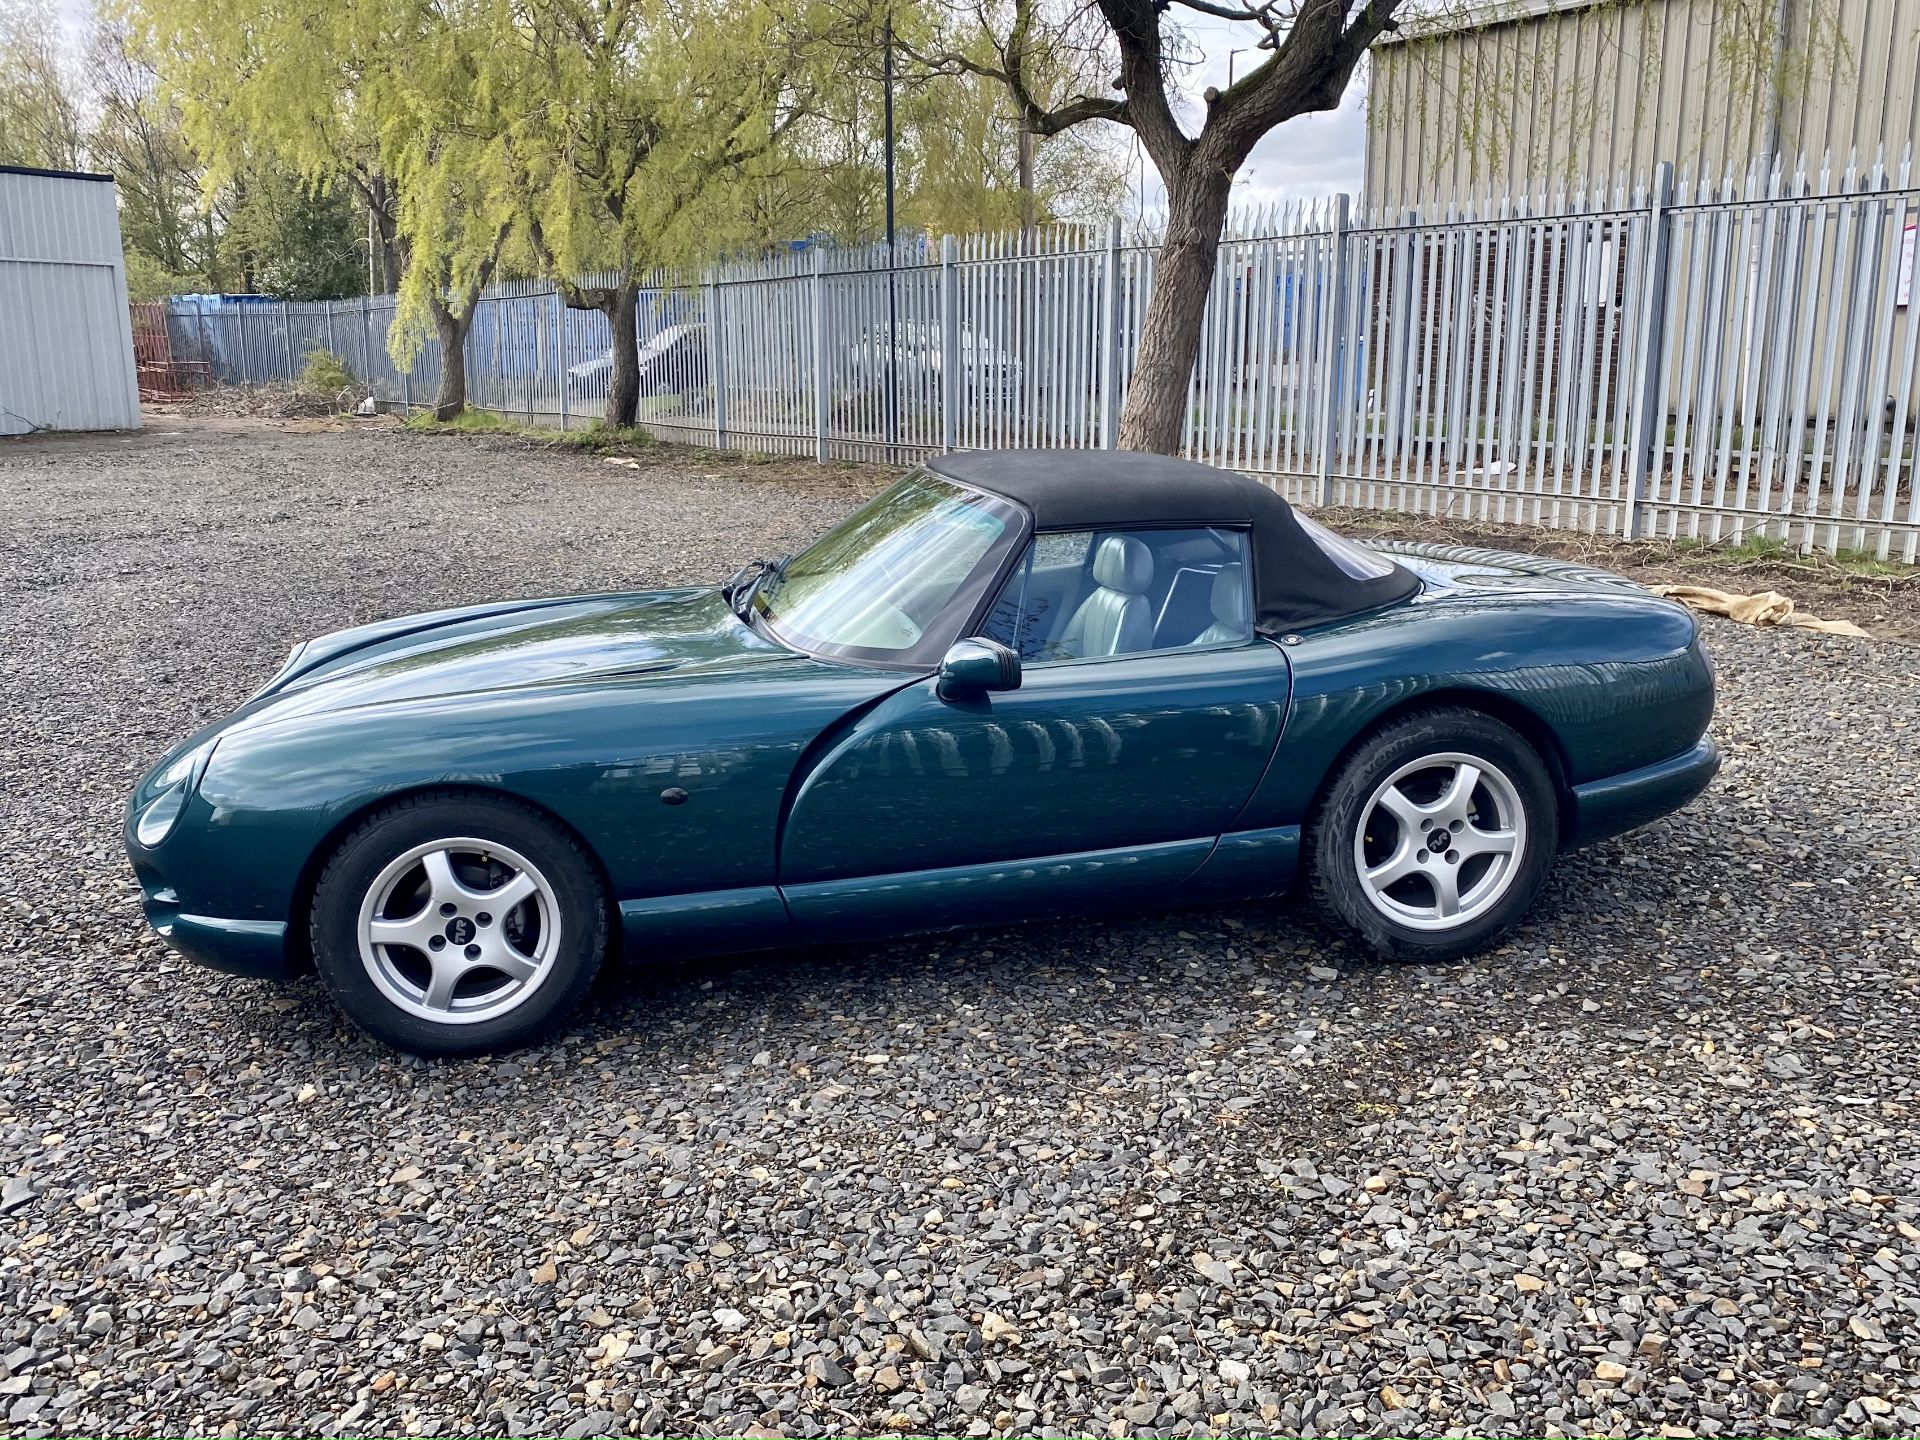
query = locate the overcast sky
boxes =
[1131,14,1371,215]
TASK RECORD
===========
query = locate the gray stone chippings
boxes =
[2,419,1918,1437]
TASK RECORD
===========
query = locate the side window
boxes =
[980,527,1252,661]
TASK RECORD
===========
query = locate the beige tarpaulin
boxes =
[1650,584,1871,638]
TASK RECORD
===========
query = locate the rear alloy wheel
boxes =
[1307,708,1558,961]
[311,793,607,1055]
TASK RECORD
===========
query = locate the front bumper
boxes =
[142,889,293,980]
[1564,736,1722,850]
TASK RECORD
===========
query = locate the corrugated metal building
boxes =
[0,165,142,435]
[1366,0,1920,209]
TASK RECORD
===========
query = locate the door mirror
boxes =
[937,638,1021,700]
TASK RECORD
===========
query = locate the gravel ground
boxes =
[3,417,1918,1438]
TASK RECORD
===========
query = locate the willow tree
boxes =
[913,0,1398,453]
[767,8,1129,243]
[130,0,508,416]
[471,0,840,428]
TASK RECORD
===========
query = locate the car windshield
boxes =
[751,470,1025,666]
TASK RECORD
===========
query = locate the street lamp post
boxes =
[883,14,899,453]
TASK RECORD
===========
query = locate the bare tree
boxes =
[909,0,1398,452]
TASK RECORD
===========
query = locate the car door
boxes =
[778,528,1292,937]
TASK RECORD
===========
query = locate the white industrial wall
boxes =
[0,166,141,435]
[1367,0,1920,211]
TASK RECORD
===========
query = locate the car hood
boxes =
[230,587,807,728]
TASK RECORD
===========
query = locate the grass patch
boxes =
[405,408,506,434]
[539,423,655,453]
[403,410,653,453]
[1669,531,1910,579]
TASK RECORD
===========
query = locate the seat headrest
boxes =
[1210,563,1249,627]
[1091,534,1152,595]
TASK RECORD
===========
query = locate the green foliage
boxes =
[297,347,357,395]
[763,34,1128,244]
[219,170,368,300]
[122,248,203,301]
[85,17,215,286]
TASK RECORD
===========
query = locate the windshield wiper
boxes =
[723,558,767,617]
[725,554,789,622]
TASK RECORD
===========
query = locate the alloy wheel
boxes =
[354,837,562,1025]
[1352,751,1527,932]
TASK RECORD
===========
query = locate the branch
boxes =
[1202,0,1403,165]
[1095,0,1193,174]
[896,21,1123,138]
[1167,0,1289,44]
[527,217,621,313]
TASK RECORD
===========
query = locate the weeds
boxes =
[402,411,653,452]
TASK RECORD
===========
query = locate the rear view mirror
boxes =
[937,638,1021,700]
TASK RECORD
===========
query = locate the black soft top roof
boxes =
[923,448,1418,633]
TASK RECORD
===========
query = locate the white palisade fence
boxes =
[163,147,1920,560]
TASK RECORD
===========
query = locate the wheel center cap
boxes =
[445,916,476,945]
[1428,830,1451,854]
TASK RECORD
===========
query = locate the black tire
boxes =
[309,791,609,1056]
[1306,707,1558,962]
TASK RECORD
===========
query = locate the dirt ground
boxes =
[5,414,1919,1437]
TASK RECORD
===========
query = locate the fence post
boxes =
[814,247,829,458]
[358,297,372,391]
[324,300,336,362]
[399,303,411,411]
[1624,161,1675,540]
[706,270,728,449]
[556,291,570,431]
[281,301,295,381]
[1313,194,1353,507]
[1100,219,1123,449]
[940,235,960,452]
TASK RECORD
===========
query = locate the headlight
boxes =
[133,741,214,848]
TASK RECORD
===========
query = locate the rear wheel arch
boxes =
[285,784,620,975]
[1304,699,1563,960]
[1304,687,1572,840]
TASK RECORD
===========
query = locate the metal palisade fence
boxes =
[157,146,1920,561]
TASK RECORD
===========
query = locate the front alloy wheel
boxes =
[1308,708,1557,961]
[356,838,562,1025]
[311,792,607,1055]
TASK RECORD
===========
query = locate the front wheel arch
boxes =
[285,783,620,976]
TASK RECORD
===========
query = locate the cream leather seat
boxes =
[1191,563,1249,645]
[1057,535,1153,657]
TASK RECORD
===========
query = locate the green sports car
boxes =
[126,450,1719,1054]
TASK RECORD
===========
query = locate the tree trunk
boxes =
[1116,162,1235,454]
[356,173,403,294]
[1017,126,1037,235]
[605,283,641,429]
[430,300,471,420]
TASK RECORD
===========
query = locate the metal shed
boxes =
[0,165,141,435]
